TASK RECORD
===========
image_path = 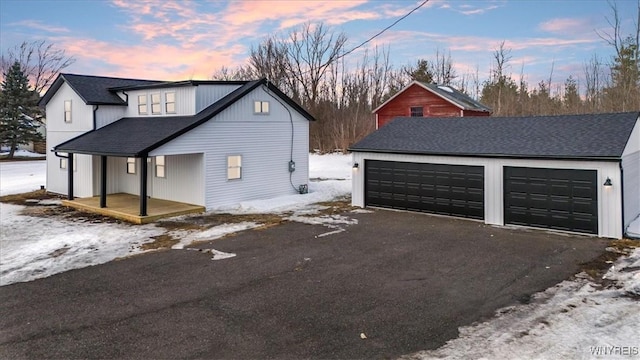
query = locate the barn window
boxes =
[254,101,269,114]
[64,100,72,122]
[410,106,423,117]
[227,155,242,180]
[155,156,166,178]
[151,93,161,114]
[126,157,136,174]
[138,95,147,114]
[165,92,176,114]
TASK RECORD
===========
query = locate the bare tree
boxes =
[1,40,75,94]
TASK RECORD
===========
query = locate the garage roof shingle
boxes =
[350,112,639,160]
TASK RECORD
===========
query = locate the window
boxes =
[126,157,136,174]
[60,158,67,169]
[254,101,269,114]
[410,106,423,117]
[155,156,166,178]
[151,93,161,114]
[165,92,176,114]
[227,155,242,180]
[138,95,147,114]
[64,100,72,122]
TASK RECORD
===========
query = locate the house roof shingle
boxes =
[54,79,314,157]
[349,112,640,160]
[39,74,164,106]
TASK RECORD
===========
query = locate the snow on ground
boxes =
[0,149,45,158]
[309,151,354,180]
[0,154,353,286]
[404,249,640,360]
[2,153,639,359]
[0,160,46,196]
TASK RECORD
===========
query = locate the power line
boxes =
[337,0,430,62]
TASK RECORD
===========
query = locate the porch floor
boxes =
[62,193,205,224]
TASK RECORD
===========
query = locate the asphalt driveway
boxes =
[0,209,608,359]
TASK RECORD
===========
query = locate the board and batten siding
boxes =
[195,84,243,113]
[149,154,205,206]
[351,152,623,239]
[622,118,640,231]
[124,87,196,117]
[46,82,95,197]
[150,86,309,209]
[95,105,127,129]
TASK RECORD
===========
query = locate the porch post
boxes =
[67,153,74,200]
[100,155,107,208]
[139,155,148,216]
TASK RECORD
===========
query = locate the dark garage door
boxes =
[504,167,598,234]
[365,160,484,219]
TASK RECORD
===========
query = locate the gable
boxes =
[373,81,491,115]
[54,79,314,157]
[375,84,461,117]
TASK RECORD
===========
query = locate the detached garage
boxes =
[350,112,640,239]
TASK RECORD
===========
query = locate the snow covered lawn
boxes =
[1,153,639,359]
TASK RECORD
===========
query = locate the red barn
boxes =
[373,81,491,129]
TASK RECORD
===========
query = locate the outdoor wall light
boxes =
[603,177,613,187]
[352,163,359,169]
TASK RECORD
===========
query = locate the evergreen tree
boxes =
[562,76,582,113]
[0,61,42,158]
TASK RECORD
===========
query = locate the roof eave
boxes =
[347,148,622,161]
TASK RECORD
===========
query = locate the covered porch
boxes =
[62,193,204,224]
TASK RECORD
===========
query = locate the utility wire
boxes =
[335,0,430,62]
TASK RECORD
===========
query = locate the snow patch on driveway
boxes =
[403,248,640,360]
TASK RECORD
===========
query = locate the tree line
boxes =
[213,2,639,152]
[1,2,638,157]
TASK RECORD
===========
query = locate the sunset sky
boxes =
[1,0,639,94]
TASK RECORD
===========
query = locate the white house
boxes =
[349,113,640,239]
[40,74,314,217]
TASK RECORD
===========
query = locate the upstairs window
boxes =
[254,101,269,114]
[126,157,136,174]
[151,93,161,114]
[138,95,147,114]
[410,106,423,117]
[227,155,242,180]
[64,100,72,123]
[165,92,176,114]
[155,156,166,178]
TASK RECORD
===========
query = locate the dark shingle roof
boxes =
[54,79,314,157]
[349,112,639,160]
[420,82,492,112]
[39,74,164,106]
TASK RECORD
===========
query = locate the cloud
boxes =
[539,17,592,34]
[54,36,246,80]
[8,20,70,34]
[444,1,504,16]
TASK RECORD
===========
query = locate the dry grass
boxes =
[158,212,288,232]
[313,198,356,216]
[0,190,61,205]
[580,238,639,281]
[141,234,180,250]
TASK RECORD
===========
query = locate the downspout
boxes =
[620,161,625,238]
[92,105,99,130]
